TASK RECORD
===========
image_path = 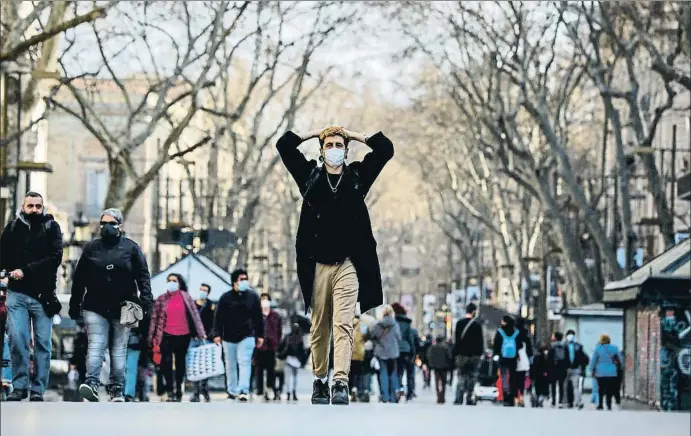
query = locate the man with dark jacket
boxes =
[277,125,394,405]
[392,302,416,401]
[190,283,215,402]
[564,329,589,409]
[549,331,569,407]
[255,293,282,400]
[0,192,63,401]
[213,269,264,402]
[426,336,453,404]
[453,303,484,405]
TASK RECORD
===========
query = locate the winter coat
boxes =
[369,316,401,360]
[395,314,416,355]
[589,344,623,378]
[492,325,526,365]
[427,342,453,371]
[278,334,310,367]
[258,310,283,352]
[195,300,216,341]
[69,235,153,320]
[352,318,368,361]
[276,131,394,314]
[212,289,264,343]
[565,340,590,372]
[148,291,206,347]
[0,212,63,299]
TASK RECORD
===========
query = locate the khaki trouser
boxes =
[310,259,359,382]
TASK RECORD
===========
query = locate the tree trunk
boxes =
[537,174,600,304]
[104,157,129,217]
[606,102,636,275]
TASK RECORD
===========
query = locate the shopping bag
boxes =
[186,342,225,382]
[496,369,503,402]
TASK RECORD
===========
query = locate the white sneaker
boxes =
[238,392,249,402]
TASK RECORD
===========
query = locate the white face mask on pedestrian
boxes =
[324,148,345,168]
[261,300,271,311]
[566,334,575,342]
[166,281,179,293]
[237,280,250,292]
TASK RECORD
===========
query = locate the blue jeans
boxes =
[83,310,130,390]
[2,333,12,388]
[223,337,255,395]
[125,349,140,397]
[378,358,399,403]
[6,291,52,393]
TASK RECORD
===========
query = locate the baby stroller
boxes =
[472,350,499,403]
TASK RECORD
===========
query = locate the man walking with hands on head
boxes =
[276,125,394,405]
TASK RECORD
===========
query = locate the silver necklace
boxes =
[326,170,344,193]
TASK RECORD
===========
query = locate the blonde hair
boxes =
[381,304,394,318]
[599,334,611,345]
[319,126,349,147]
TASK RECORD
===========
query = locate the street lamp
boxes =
[60,211,90,294]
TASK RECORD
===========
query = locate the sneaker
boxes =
[29,392,44,402]
[125,395,135,402]
[79,382,100,402]
[358,392,370,403]
[311,379,330,405]
[6,389,28,401]
[227,393,237,400]
[108,385,125,402]
[331,380,349,405]
[237,392,249,402]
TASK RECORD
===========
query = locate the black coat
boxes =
[276,131,394,314]
[69,236,154,320]
[0,213,63,298]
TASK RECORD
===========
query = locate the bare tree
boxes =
[45,1,255,217]
[1,1,112,64]
[561,2,689,250]
[390,1,624,305]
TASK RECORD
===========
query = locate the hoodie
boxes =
[0,209,63,298]
[395,314,416,355]
[369,316,401,360]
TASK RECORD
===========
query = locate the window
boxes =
[84,168,108,218]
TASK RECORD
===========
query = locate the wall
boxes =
[659,304,691,411]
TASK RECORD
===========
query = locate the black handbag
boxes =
[37,290,62,317]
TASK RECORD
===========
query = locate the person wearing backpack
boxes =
[492,315,525,406]
[0,192,63,402]
[549,331,569,407]
[276,126,394,406]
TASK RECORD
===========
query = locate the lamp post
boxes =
[61,212,90,294]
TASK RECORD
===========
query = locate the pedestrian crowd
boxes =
[1,179,623,410]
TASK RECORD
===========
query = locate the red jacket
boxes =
[259,310,282,352]
[148,291,206,347]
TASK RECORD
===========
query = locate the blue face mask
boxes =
[199,291,208,300]
[166,281,179,293]
[237,280,250,292]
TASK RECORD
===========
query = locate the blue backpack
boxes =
[498,329,519,359]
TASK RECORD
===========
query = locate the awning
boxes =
[604,239,691,306]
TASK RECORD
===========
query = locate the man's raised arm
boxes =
[276,129,322,189]
[344,129,394,194]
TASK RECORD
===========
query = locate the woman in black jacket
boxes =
[68,208,154,402]
[278,323,310,401]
